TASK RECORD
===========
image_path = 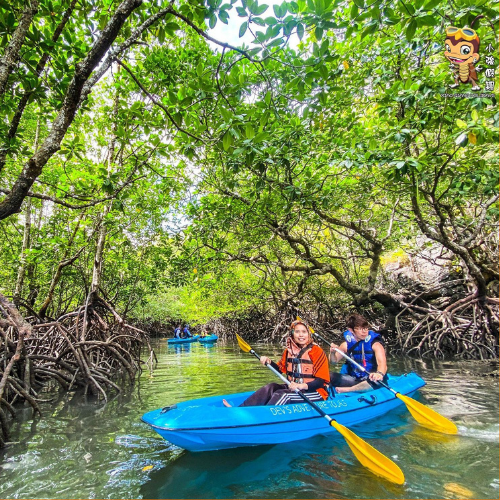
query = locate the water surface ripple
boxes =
[0,341,498,499]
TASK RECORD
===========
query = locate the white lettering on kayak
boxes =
[269,400,348,416]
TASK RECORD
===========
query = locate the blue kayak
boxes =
[198,334,218,343]
[142,372,425,452]
[167,335,200,344]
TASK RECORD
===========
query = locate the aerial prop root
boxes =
[0,292,153,447]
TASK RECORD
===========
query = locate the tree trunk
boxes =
[12,198,32,308]
[39,215,85,318]
[12,118,40,308]
[0,0,142,220]
[0,0,78,174]
[0,1,39,98]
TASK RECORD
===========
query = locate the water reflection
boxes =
[172,344,192,354]
[0,341,497,500]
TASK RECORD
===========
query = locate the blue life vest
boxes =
[183,327,192,338]
[341,330,381,379]
[174,328,181,338]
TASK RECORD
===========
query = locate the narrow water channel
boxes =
[0,340,498,499]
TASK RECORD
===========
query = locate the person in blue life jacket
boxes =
[173,324,182,339]
[182,325,192,338]
[329,313,387,393]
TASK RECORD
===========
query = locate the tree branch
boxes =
[115,58,204,143]
[0,0,143,220]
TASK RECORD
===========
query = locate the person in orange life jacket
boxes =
[329,313,387,393]
[223,320,330,407]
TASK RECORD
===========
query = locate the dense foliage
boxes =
[0,0,498,340]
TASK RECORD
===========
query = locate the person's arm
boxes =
[303,377,326,391]
[329,341,347,363]
[259,354,281,372]
[368,342,387,382]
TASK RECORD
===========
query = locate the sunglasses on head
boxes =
[446,26,478,41]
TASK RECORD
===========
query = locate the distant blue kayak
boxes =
[198,334,218,343]
[142,372,425,452]
[167,335,200,344]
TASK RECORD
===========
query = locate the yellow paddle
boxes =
[235,333,405,485]
[311,329,458,435]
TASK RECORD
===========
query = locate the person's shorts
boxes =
[330,372,387,390]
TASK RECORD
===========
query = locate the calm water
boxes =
[0,340,498,499]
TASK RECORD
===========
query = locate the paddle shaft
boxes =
[312,332,399,396]
[248,348,333,422]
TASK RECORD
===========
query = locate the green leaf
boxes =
[196,61,203,76]
[252,16,266,26]
[223,131,233,150]
[239,21,248,37]
[405,19,417,41]
[245,123,255,139]
[350,3,358,19]
[267,37,284,47]
[165,22,181,31]
[209,14,217,28]
[315,26,323,39]
[422,0,441,10]
[264,91,272,105]
[254,131,270,142]
[158,26,165,44]
[219,10,230,23]
[456,118,467,129]
[255,4,269,15]
[315,0,325,15]
[417,14,438,26]
[404,3,415,15]
[297,22,304,39]
[236,6,248,16]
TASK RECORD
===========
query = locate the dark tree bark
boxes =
[0,0,78,174]
[0,1,39,98]
[0,0,143,220]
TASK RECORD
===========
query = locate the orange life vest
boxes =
[285,337,316,384]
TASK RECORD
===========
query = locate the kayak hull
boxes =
[142,373,425,452]
[198,334,218,343]
[167,335,200,344]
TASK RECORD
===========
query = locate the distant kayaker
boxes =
[329,313,387,393]
[223,319,330,407]
[182,325,192,338]
[173,325,182,339]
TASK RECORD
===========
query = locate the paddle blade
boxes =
[396,393,458,434]
[236,333,252,353]
[330,420,405,485]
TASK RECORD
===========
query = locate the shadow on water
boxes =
[140,406,419,500]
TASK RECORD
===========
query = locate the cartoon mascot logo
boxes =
[444,26,481,90]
